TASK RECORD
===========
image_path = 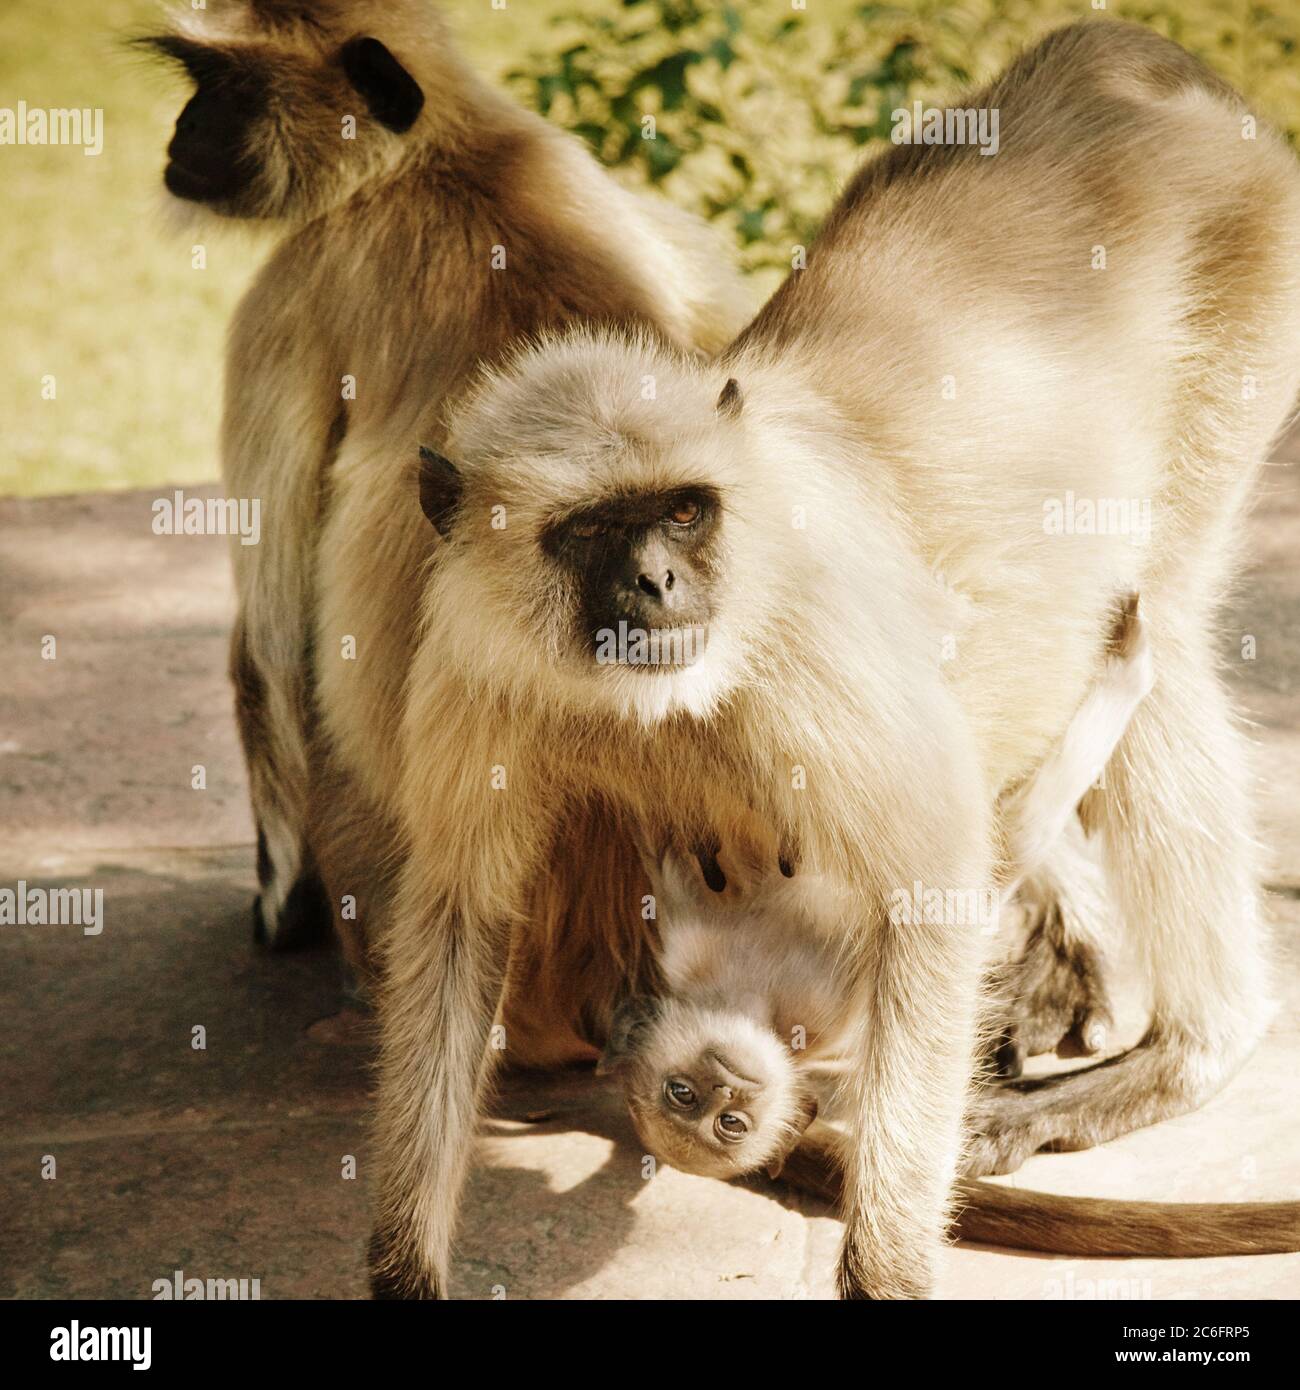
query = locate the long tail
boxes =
[778,1127,1300,1257]
[950,1179,1300,1257]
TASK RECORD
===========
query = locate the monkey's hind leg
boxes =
[967,621,1272,1176]
[231,616,332,952]
[984,832,1116,1079]
[984,594,1152,1077]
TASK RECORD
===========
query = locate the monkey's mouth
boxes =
[589,621,708,670]
[164,159,210,201]
[164,153,255,205]
[164,158,237,203]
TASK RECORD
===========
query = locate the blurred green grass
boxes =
[2,0,1297,497]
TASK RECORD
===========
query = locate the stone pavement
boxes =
[2,430,1298,1300]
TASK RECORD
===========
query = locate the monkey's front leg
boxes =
[838,901,988,1299]
[368,872,514,1299]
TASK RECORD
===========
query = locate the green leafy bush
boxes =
[509,0,1300,279]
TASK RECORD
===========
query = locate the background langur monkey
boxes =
[599,594,1156,1185]
[370,20,1300,1299]
[144,0,751,953]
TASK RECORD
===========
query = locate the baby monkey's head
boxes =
[598,994,818,1181]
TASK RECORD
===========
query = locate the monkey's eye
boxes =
[715,1112,750,1142]
[664,1079,697,1109]
[665,498,701,526]
[570,518,605,540]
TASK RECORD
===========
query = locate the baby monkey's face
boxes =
[599,997,817,1181]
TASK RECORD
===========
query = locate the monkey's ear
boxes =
[716,377,743,419]
[341,37,425,133]
[596,995,660,1076]
[418,445,463,538]
[764,1092,819,1180]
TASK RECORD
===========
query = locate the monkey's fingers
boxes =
[995,913,1116,1064]
[1056,1004,1112,1060]
[990,1028,1027,1079]
[777,831,800,879]
[692,842,728,893]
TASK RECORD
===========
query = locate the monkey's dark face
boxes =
[540,488,723,671]
[149,30,425,219]
[162,49,267,205]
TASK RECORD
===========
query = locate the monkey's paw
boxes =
[961,1108,1056,1178]
[367,1230,444,1300]
[983,916,1114,1079]
[963,1076,1115,1178]
[837,1247,933,1300]
[642,835,800,919]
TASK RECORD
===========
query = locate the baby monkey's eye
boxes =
[715,1112,749,1142]
[664,1079,697,1109]
[571,518,605,540]
[665,498,701,526]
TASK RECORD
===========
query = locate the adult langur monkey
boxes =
[144,0,1108,1069]
[374,20,1300,1297]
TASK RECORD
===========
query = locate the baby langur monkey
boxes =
[600,595,1154,1183]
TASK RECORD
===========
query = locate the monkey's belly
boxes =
[501,799,658,1066]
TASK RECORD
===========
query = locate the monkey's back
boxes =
[731,19,1300,786]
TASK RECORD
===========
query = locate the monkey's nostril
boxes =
[636,573,662,599]
[664,570,675,591]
